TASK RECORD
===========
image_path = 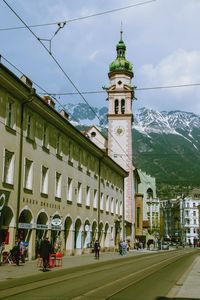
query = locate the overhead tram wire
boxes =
[0,0,157,31]
[40,82,200,97]
[0,54,125,161]
[2,0,132,170]
[2,54,198,186]
[1,55,192,188]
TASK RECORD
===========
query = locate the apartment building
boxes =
[0,62,127,259]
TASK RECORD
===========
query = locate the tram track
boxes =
[71,250,195,299]
[0,249,197,299]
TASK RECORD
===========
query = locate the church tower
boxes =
[107,31,135,239]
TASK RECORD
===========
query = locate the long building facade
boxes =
[0,62,128,259]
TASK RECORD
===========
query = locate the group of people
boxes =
[10,238,27,265]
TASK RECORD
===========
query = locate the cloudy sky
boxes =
[1,0,200,115]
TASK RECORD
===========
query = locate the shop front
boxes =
[35,211,49,258]
[18,209,34,260]
[51,215,63,254]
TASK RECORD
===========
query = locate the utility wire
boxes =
[1,58,195,189]
[39,82,200,97]
[0,54,129,163]
[2,0,132,170]
[1,54,80,124]
[0,0,157,31]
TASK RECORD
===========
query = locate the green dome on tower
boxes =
[109,32,133,77]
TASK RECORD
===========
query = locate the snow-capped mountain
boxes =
[134,107,200,150]
[64,103,200,197]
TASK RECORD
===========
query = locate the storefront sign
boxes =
[51,218,62,226]
[36,224,48,230]
[51,225,61,231]
[18,223,33,229]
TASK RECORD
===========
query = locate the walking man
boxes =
[39,237,52,271]
[94,240,100,259]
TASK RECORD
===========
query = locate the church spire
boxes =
[109,29,133,77]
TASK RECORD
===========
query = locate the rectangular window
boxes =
[43,123,49,149]
[93,189,97,208]
[69,142,73,162]
[41,166,48,194]
[106,195,109,212]
[115,199,119,215]
[3,149,15,184]
[77,182,82,204]
[56,135,62,157]
[6,100,15,129]
[86,186,90,206]
[120,201,123,216]
[78,148,82,168]
[67,177,73,201]
[55,172,62,198]
[100,193,104,210]
[24,158,33,190]
[27,114,32,138]
[111,197,114,214]
[193,211,196,216]
[137,207,140,228]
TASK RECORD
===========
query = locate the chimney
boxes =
[20,75,33,88]
[60,109,69,120]
[42,95,55,109]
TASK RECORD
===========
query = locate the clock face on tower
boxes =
[114,126,125,136]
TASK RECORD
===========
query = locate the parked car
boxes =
[161,241,169,250]
[158,241,169,250]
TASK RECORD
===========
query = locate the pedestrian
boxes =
[94,240,100,259]
[121,240,127,255]
[39,236,52,271]
[19,240,26,263]
[10,238,21,266]
[119,240,123,255]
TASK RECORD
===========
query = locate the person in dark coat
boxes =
[10,238,21,266]
[94,240,100,259]
[39,237,52,271]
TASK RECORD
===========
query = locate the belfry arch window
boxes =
[114,99,119,114]
[121,99,125,114]
[147,188,153,199]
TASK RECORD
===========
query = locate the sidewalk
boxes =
[0,249,149,282]
[167,254,200,299]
